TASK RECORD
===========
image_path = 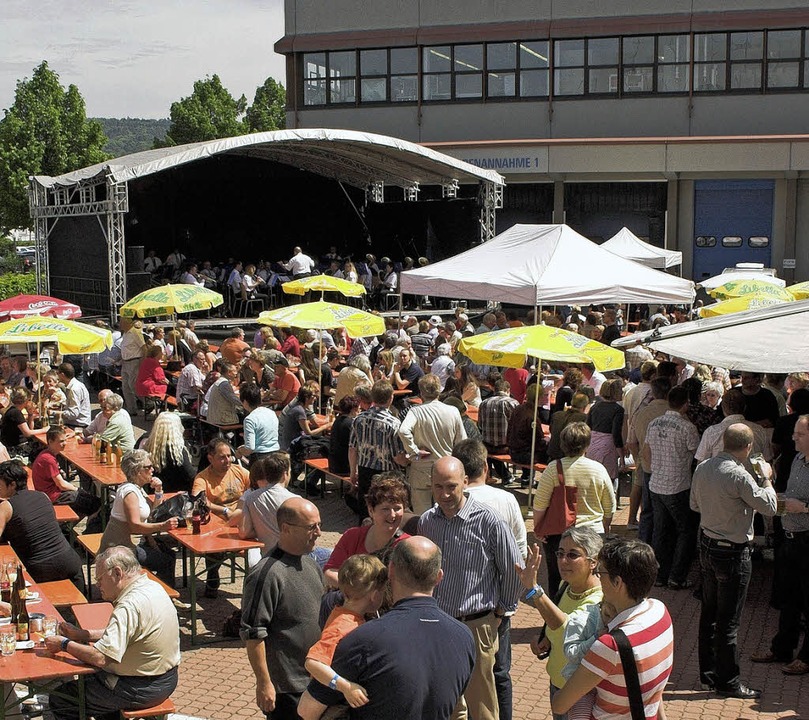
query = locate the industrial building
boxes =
[276,0,809,282]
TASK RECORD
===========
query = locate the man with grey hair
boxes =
[45,546,180,720]
[96,393,135,452]
[476,312,498,334]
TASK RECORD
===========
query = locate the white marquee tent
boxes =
[613,299,809,372]
[400,224,695,306]
[600,227,682,269]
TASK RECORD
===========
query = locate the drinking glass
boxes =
[43,617,58,638]
[185,511,194,532]
[0,627,15,656]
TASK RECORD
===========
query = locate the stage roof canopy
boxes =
[31,128,505,191]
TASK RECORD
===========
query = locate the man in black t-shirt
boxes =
[740,372,780,429]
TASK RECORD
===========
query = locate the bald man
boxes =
[419,457,523,720]
[307,536,475,720]
[691,423,777,699]
[241,498,323,718]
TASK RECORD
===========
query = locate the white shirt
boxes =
[181,272,204,286]
[583,370,607,395]
[466,484,527,557]
[282,252,316,276]
[120,328,145,362]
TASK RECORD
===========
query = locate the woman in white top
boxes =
[99,449,178,585]
[343,260,359,284]
[242,264,270,307]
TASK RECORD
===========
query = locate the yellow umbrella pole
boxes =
[526,357,542,517]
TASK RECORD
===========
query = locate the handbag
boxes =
[533,459,578,538]
[611,627,647,720]
[148,491,210,525]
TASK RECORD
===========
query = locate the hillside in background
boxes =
[94,117,170,157]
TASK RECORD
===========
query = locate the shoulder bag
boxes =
[534,459,578,538]
[611,627,647,720]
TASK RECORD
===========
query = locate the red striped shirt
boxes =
[582,598,673,720]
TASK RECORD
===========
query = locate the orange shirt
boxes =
[272,371,300,407]
[306,606,364,665]
[191,464,250,510]
[220,337,250,364]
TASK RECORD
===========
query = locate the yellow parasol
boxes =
[458,325,626,371]
[257,300,384,337]
[699,294,790,317]
[786,281,809,300]
[0,316,112,354]
[119,284,224,318]
[282,274,366,298]
[709,280,794,302]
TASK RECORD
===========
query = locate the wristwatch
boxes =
[524,584,545,602]
[222,507,230,520]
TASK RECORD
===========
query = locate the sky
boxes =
[0,0,287,119]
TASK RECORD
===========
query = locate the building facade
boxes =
[276,0,809,282]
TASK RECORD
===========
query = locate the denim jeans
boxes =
[650,489,696,584]
[493,616,512,720]
[698,536,751,690]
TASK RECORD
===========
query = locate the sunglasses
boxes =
[555,550,585,562]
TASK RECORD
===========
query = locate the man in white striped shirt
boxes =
[418,456,523,720]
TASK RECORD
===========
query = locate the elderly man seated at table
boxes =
[46,545,180,720]
[97,393,136,452]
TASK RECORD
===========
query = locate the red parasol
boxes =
[0,294,82,321]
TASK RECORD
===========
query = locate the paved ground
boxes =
[152,485,807,720]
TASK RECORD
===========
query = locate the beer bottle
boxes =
[15,565,29,641]
[99,439,107,464]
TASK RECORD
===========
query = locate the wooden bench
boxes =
[120,698,176,720]
[76,532,103,591]
[303,457,350,499]
[38,579,88,608]
[75,534,179,599]
[489,454,547,482]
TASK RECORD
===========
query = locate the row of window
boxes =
[695,236,770,248]
[300,28,809,105]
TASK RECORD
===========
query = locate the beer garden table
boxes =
[168,516,262,646]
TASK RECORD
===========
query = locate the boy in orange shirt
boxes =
[297,554,387,720]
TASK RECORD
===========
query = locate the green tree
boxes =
[245,77,287,132]
[163,74,246,146]
[0,62,108,232]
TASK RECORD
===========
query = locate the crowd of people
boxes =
[0,293,808,720]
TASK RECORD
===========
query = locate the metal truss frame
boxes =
[480,181,504,243]
[29,174,129,320]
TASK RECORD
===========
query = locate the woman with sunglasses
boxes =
[518,526,604,720]
[99,449,178,585]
